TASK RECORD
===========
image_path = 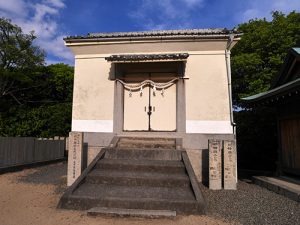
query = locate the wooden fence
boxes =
[0,137,66,169]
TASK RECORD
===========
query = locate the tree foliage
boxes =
[0,18,73,137]
[0,103,72,137]
[0,18,45,107]
[232,11,300,106]
[0,63,74,137]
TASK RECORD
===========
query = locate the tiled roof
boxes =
[242,77,300,103]
[105,53,189,62]
[64,28,241,42]
[271,47,300,88]
[243,47,300,104]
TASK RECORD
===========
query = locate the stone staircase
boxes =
[58,137,206,215]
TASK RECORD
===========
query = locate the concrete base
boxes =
[186,149,208,184]
[253,176,300,202]
[87,207,176,218]
[83,132,234,150]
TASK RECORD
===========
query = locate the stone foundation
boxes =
[67,132,235,186]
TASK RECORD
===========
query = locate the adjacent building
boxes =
[243,48,300,176]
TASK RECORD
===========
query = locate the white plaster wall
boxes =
[72,58,114,132]
[185,53,232,133]
[69,40,234,134]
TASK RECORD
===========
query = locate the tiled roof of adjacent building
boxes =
[243,47,300,104]
[242,77,300,103]
[64,28,242,42]
[105,53,189,62]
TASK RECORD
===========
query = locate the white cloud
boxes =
[129,0,204,30]
[40,35,73,61]
[44,0,65,8]
[0,0,27,17]
[240,0,300,22]
[0,0,72,65]
[34,3,59,21]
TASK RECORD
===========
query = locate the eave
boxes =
[105,53,189,62]
[242,77,300,105]
[64,29,242,44]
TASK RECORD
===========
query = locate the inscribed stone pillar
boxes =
[67,132,83,186]
[209,140,222,190]
[223,140,237,190]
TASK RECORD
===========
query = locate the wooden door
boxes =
[123,85,150,131]
[151,84,176,131]
[122,72,177,132]
[280,117,300,175]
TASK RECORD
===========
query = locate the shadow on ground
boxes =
[17,162,68,194]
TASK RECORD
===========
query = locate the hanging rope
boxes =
[116,78,179,91]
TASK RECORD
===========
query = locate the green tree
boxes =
[0,63,74,137]
[0,18,74,137]
[232,11,300,106]
[0,103,72,137]
[46,63,74,102]
[0,17,45,107]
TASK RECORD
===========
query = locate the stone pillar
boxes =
[223,140,237,190]
[67,132,83,186]
[65,137,69,151]
[209,140,222,190]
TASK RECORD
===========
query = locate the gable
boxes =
[272,48,300,88]
[243,47,300,104]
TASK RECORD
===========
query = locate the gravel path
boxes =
[17,161,68,194]
[200,181,300,225]
[10,162,300,225]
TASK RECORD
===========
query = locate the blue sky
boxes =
[0,0,299,65]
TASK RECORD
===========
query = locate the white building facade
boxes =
[64,29,241,182]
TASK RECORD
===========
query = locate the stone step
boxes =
[253,176,300,202]
[95,158,186,173]
[87,207,176,218]
[86,169,190,187]
[104,148,182,161]
[117,137,175,144]
[118,136,175,140]
[118,140,175,145]
[116,137,176,149]
[60,183,201,214]
[61,195,202,214]
[58,141,206,215]
[117,143,175,149]
[73,183,195,200]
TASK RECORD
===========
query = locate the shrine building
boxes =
[64,29,241,185]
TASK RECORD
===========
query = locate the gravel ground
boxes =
[10,162,300,225]
[0,163,229,225]
[17,161,68,194]
[200,181,300,225]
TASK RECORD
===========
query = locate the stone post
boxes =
[67,132,83,186]
[223,140,237,190]
[209,139,222,190]
[65,137,69,152]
